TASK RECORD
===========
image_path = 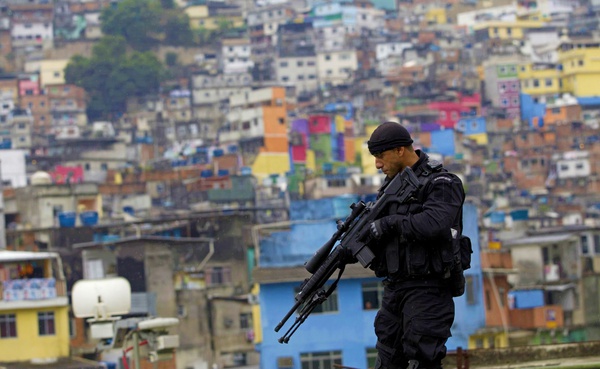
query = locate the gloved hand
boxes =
[359,217,394,241]
[340,246,358,264]
[368,219,386,239]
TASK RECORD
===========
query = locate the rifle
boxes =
[274,167,421,343]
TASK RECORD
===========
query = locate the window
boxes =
[240,313,252,329]
[325,54,331,61]
[297,61,304,67]
[300,350,342,369]
[545,79,553,87]
[0,314,17,338]
[362,281,383,310]
[578,60,584,66]
[280,61,288,68]
[38,311,55,336]
[592,234,600,254]
[533,79,540,87]
[326,178,346,187]
[465,275,476,304]
[207,266,232,286]
[295,285,338,313]
[581,235,589,255]
[100,163,108,170]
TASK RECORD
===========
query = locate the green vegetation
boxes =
[65,36,165,121]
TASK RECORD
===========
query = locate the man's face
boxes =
[373,147,405,178]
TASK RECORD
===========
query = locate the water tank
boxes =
[31,171,52,185]
[58,212,76,227]
[79,211,99,226]
[123,206,135,216]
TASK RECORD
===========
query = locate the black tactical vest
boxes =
[370,157,461,280]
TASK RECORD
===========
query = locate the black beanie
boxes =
[367,121,413,155]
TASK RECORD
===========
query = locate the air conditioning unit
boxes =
[156,335,179,350]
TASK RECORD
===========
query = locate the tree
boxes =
[65,35,165,121]
[164,12,194,46]
[100,0,162,51]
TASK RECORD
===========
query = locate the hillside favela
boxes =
[2,0,600,368]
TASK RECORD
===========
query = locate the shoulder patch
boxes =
[433,175,453,183]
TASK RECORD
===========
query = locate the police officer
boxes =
[362,121,465,369]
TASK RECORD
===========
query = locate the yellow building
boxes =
[473,20,545,40]
[184,5,244,30]
[425,8,448,25]
[38,59,69,88]
[0,250,70,363]
[558,39,600,97]
[518,63,561,96]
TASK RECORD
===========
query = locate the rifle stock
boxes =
[274,167,421,343]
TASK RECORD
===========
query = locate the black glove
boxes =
[359,217,394,241]
[340,246,358,264]
[368,219,386,239]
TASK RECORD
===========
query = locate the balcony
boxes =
[481,251,514,270]
[509,305,564,329]
[0,278,67,310]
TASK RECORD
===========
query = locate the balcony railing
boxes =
[481,251,513,269]
[508,305,564,329]
[1,278,66,302]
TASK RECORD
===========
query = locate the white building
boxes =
[275,55,319,92]
[0,149,28,187]
[316,49,358,87]
[221,39,254,75]
[457,4,517,28]
[375,42,413,75]
[554,151,591,179]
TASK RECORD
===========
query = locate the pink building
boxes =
[19,79,41,97]
[427,93,481,128]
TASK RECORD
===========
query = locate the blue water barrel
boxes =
[79,211,99,226]
[240,167,252,176]
[213,149,224,157]
[101,362,117,369]
[217,169,229,176]
[123,206,135,216]
[58,212,76,227]
[201,169,213,178]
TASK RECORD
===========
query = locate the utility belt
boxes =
[382,274,444,288]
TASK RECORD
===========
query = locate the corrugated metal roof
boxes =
[503,233,576,247]
[0,250,59,262]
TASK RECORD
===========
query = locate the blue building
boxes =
[254,197,484,369]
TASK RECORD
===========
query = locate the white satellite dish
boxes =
[72,277,131,320]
